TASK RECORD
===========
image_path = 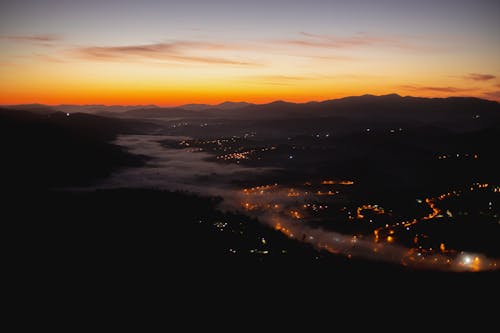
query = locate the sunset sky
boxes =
[1,0,500,105]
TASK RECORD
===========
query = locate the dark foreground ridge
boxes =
[10,188,497,277]
[0,108,155,188]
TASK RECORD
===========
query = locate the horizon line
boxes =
[1,93,498,108]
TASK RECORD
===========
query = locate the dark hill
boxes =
[0,108,156,189]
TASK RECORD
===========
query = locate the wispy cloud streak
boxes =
[240,74,312,86]
[33,53,66,63]
[483,91,500,99]
[75,41,258,66]
[2,34,61,43]
[463,73,496,81]
[280,32,420,51]
[400,85,474,93]
[244,73,344,85]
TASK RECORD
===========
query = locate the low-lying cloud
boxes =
[99,135,274,195]
[228,185,497,271]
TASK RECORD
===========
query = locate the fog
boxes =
[99,134,497,271]
[94,135,280,203]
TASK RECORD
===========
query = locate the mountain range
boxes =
[4,94,500,121]
[117,94,500,124]
[2,104,159,114]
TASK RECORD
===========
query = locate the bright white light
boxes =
[463,255,472,265]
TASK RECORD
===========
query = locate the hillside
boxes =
[0,108,156,189]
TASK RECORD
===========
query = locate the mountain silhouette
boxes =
[0,108,156,189]
[6,94,500,123]
[4,104,58,114]
[55,104,158,114]
[180,101,253,111]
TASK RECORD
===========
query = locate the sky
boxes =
[1,0,500,105]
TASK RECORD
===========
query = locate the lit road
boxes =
[238,181,499,272]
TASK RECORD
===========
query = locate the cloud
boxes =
[280,32,417,51]
[463,73,496,81]
[2,34,61,44]
[74,41,258,66]
[257,75,308,81]
[483,91,500,99]
[33,53,66,63]
[243,73,382,86]
[244,73,353,86]
[239,75,312,86]
[400,85,473,93]
[306,54,358,61]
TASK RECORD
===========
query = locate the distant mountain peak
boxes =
[268,100,293,105]
[381,93,402,98]
[355,93,401,99]
[180,101,253,111]
[216,101,253,109]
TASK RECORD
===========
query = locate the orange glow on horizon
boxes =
[0,85,393,106]
[2,87,498,106]
[2,58,498,105]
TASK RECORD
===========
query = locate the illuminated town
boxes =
[232,180,497,271]
[158,117,499,272]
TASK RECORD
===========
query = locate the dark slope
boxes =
[3,104,58,114]
[0,108,156,189]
